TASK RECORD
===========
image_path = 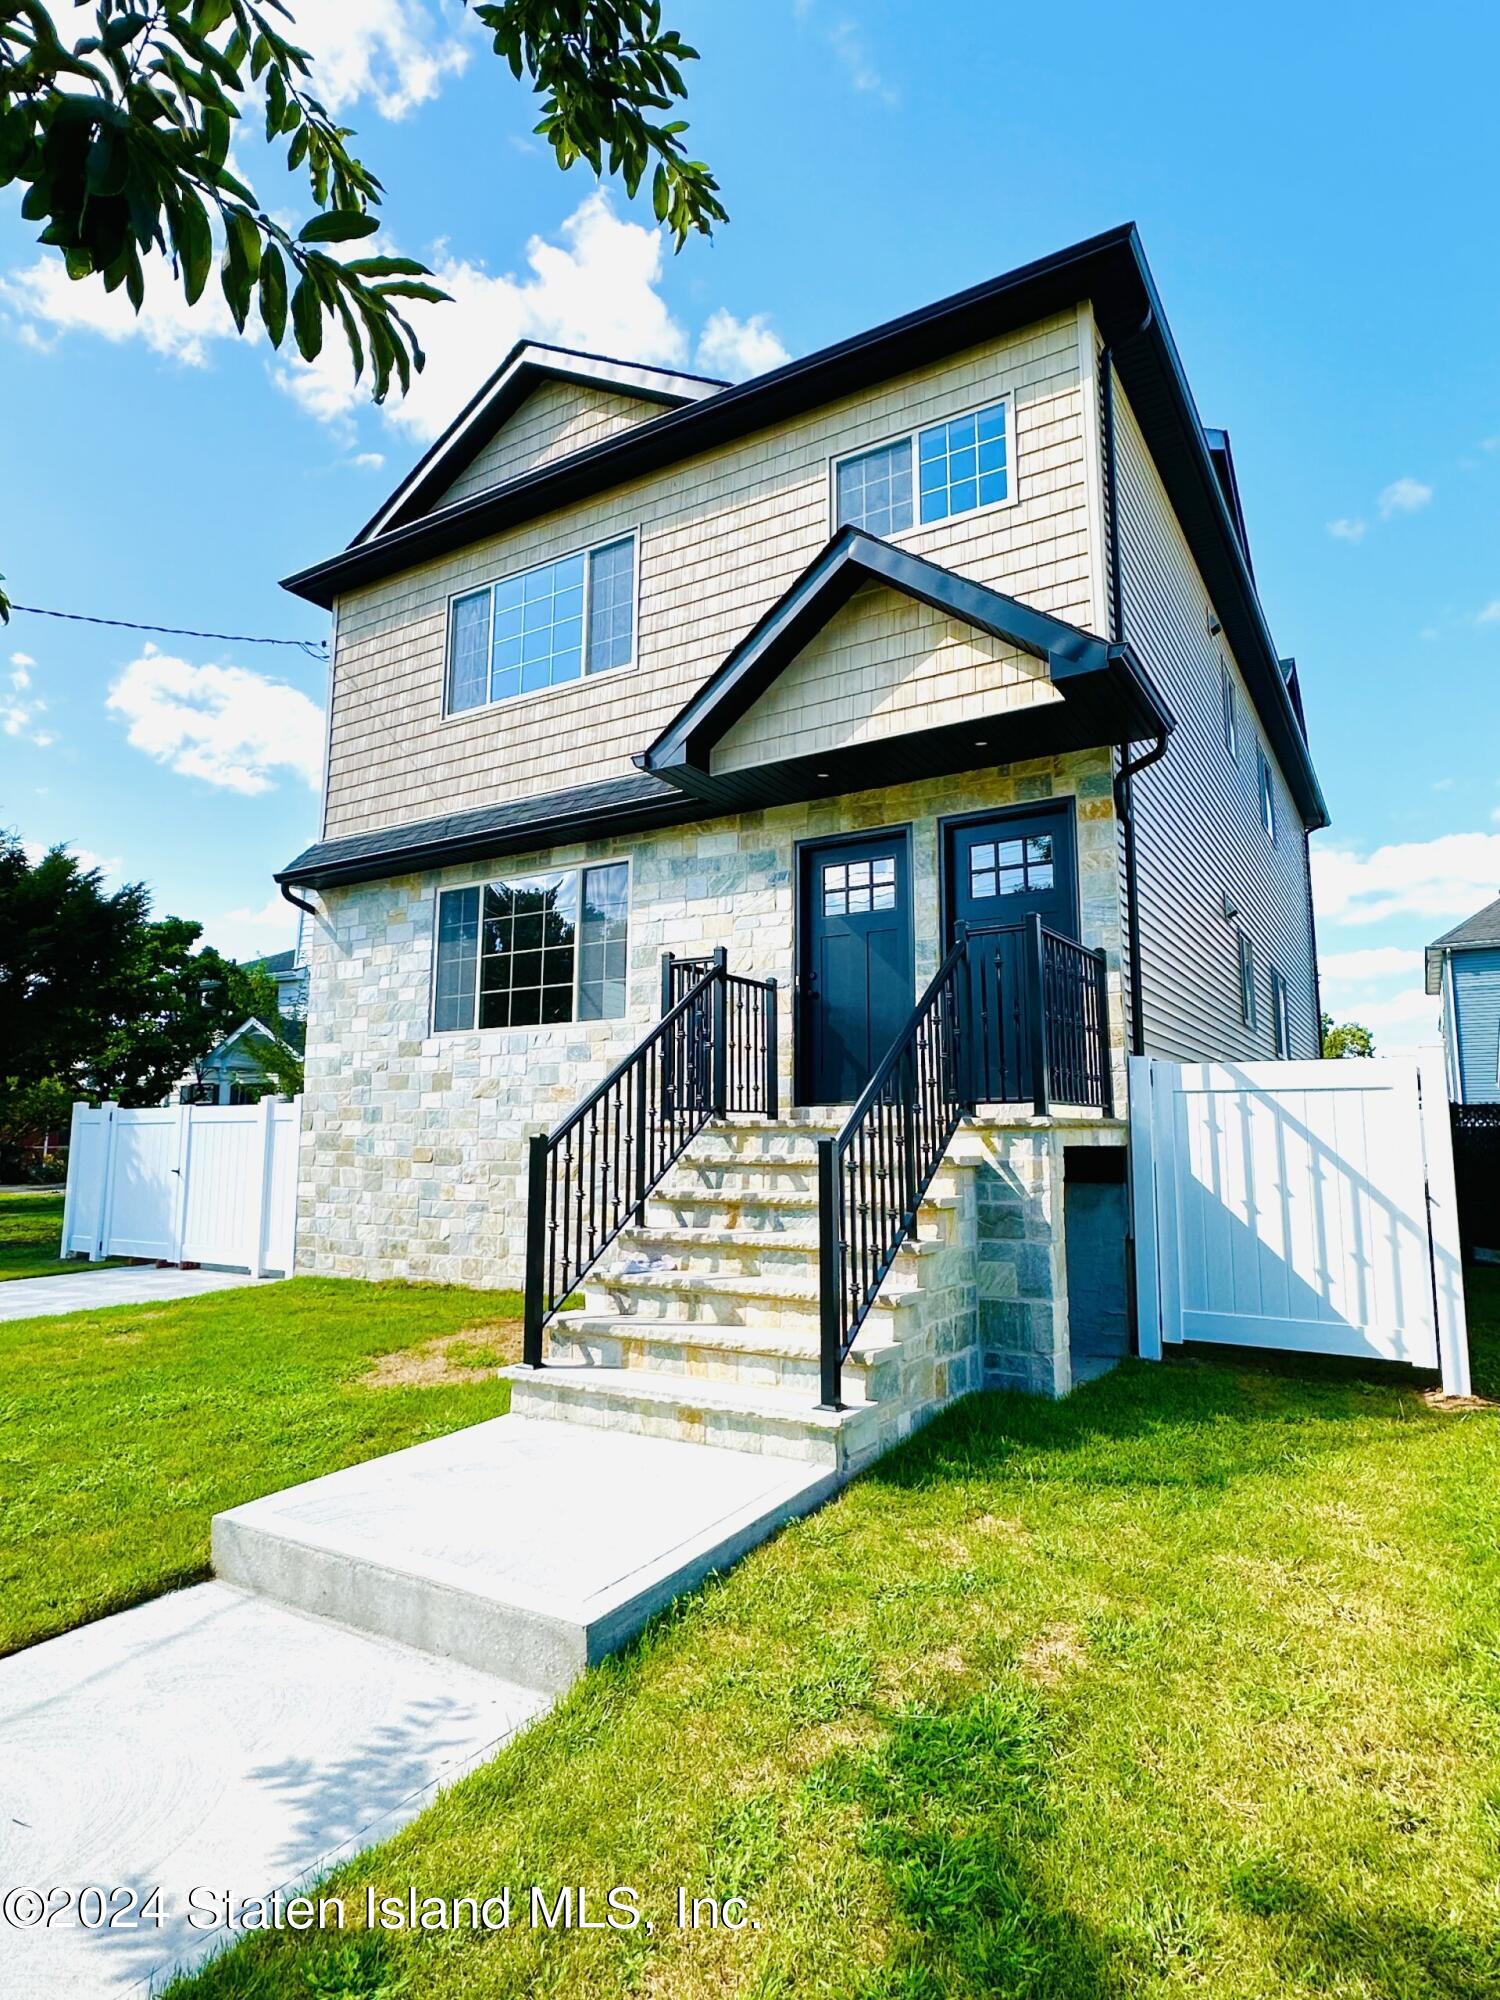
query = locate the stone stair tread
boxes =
[609,1225,941,1258]
[551,1310,901,1363]
[592,1268,920,1308]
[508,1361,872,1430]
[652,1186,960,1213]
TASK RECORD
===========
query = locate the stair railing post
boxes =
[710,946,728,1120]
[816,1135,844,1410]
[763,977,779,1120]
[1027,914,1050,1118]
[1094,947,1114,1115]
[522,1133,549,1368]
[952,920,974,1110]
[633,1053,650,1225]
[659,950,675,1018]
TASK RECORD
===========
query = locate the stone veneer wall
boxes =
[295,751,1123,1286]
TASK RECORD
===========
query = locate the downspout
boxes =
[280,878,319,922]
[1099,339,1168,1058]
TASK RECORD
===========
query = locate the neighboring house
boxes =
[248,945,311,1023]
[275,224,1327,1435]
[1427,895,1500,1104]
[183,1015,306,1106]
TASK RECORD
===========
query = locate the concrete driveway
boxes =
[0,1267,265,1322]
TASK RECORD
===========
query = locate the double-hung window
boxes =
[1238,930,1257,1031]
[1257,747,1278,842]
[432,861,629,1031]
[834,397,1012,537]
[447,533,636,714]
[1270,966,1291,1058]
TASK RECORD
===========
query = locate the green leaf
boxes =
[291,272,323,361]
[258,243,288,345]
[297,208,380,244]
[167,191,212,306]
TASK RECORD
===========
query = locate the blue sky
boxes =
[2,0,1497,1052]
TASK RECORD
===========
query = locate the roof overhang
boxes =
[353,342,726,544]
[636,528,1173,811]
[277,772,702,893]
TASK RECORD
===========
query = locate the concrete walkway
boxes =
[0,1267,262,1322]
[2,1416,834,1996]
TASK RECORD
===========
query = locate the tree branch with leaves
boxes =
[0,0,725,615]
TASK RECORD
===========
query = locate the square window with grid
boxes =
[433,863,629,1030]
[834,440,913,536]
[969,834,1053,899]
[822,855,897,916]
[447,537,635,714]
[918,401,1008,523]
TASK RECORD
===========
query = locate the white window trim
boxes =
[442,526,642,722]
[1271,965,1290,1057]
[1257,746,1278,843]
[428,855,634,1038]
[1220,656,1238,760]
[827,391,1019,542]
[1238,929,1257,1031]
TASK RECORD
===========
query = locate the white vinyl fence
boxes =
[1130,1053,1470,1397]
[60,1098,302,1276]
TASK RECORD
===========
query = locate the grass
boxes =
[0,1187,128,1281]
[164,1270,1500,2000]
[0,1276,518,1653]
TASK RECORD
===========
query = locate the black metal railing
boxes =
[522,957,778,1363]
[816,917,1114,1407]
[816,933,972,1406]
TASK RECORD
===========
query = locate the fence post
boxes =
[763,977,779,1121]
[710,946,728,1121]
[1095,950,1115,1115]
[170,1101,191,1264]
[1026,916,1050,1118]
[59,1101,87,1260]
[250,1094,277,1276]
[523,1133,549,1368]
[816,1136,843,1410]
[94,1101,120,1261]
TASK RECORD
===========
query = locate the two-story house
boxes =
[1428,895,1500,1105]
[276,224,1328,1466]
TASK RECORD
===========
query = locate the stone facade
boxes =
[296,751,1125,1288]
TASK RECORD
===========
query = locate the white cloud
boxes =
[826,16,898,103]
[288,0,471,119]
[1477,599,1500,625]
[276,191,787,442]
[201,893,302,961]
[22,839,121,881]
[106,646,324,796]
[1319,945,1425,984]
[350,451,387,470]
[1327,517,1367,543]
[0,249,245,367]
[695,308,790,381]
[1378,476,1433,519]
[1312,830,1500,927]
[2,653,51,745]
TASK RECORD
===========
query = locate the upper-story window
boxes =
[447,533,636,714]
[1270,966,1290,1058]
[432,862,629,1031]
[1237,929,1257,1030]
[1220,658,1238,759]
[833,397,1012,537]
[1257,747,1278,843]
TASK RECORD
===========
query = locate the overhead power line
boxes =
[7,602,328,661]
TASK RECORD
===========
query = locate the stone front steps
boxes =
[504,1113,982,1475]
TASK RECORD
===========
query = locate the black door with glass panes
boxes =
[945,806,1079,1102]
[798,833,913,1105]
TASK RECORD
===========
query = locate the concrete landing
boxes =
[214,1416,836,1692]
[0,1582,547,1999]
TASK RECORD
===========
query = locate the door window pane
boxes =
[823,854,898,917]
[835,439,914,536]
[970,828,1052,898]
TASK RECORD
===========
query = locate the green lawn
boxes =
[0,1276,518,1653]
[0,1188,128,1281]
[164,1272,1500,2000]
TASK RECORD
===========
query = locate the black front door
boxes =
[946,804,1078,1101]
[798,832,913,1104]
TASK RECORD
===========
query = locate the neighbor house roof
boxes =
[246,948,298,976]
[639,527,1174,811]
[1425,893,1500,992]
[281,223,1326,832]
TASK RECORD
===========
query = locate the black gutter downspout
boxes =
[280,878,319,921]
[1099,340,1168,1059]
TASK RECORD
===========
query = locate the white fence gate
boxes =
[60,1098,301,1277]
[1129,1055,1470,1397]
